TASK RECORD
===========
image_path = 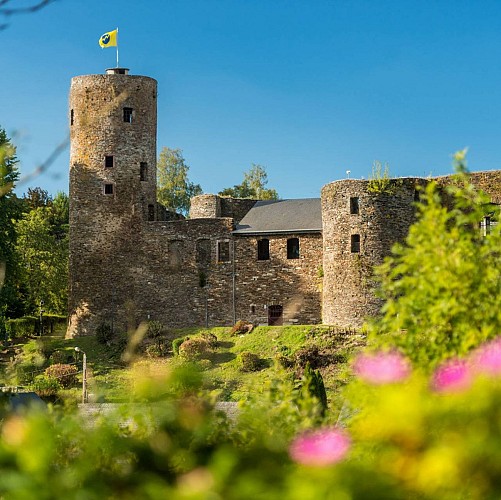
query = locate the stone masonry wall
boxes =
[234,233,323,325]
[321,178,426,328]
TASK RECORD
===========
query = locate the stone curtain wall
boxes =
[220,198,258,224]
[68,73,157,337]
[190,195,257,225]
[234,233,323,325]
[321,178,426,328]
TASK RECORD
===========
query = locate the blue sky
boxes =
[4,0,501,199]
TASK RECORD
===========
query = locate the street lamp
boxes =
[39,300,45,337]
[74,347,88,404]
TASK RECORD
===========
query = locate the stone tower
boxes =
[321,178,426,327]
[67,68,158,337]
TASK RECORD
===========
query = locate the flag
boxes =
[99,29,118,48]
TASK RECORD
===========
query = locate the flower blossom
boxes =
[471,337,501,377]
[432,358,472,393]
[353,351,411,385]
[289,427,351,466]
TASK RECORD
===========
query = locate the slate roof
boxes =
[233,198,322,235]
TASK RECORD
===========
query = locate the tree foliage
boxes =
[219,164,278,200]
[157,147,202,216]
[371,154,501,366]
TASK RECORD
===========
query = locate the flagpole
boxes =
[116,27,119,67]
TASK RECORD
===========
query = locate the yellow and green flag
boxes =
[99,29,118,48]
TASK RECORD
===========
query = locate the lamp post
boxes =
[74,347,88,403]
[39,300,44,337]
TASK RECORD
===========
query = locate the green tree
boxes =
[219,164,279,200]
[15,198,69,315]
[157,147,203,216]
[371,153,501,366]
[0,127,24,318]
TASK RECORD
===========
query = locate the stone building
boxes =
[66,69,501,337]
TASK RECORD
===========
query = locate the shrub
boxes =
[230,320,254,336]
[197,359,212,371]
[239,351,262,372]
[31,375,61,399]
[5,316,37,338]
[145,343,168,358]
[49,350,67,365]
[15,362,39,385]
[294,345,321,369]
[95,323,114,345]
[201,332,218,348]
[178,337,211,361]
[45,364,78,388]
[300,362,328,416]
[172,337,187,356]
[147,320,165,341]
[275,353,294,369]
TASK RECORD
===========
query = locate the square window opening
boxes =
[123,107,133,123]
[351,234,360,253]
[104,184,114,195]
[287,238,300,259]
[257,239,270,260]
[217,241,231,263]
[350,197,359,214]
[105,156,114,168]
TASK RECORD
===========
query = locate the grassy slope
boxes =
[1,325,366,405]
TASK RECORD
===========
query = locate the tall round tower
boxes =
[67,68,157,337]
[321,178,426,327]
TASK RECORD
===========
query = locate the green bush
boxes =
[201,332,218,348]
[31,374,61,398]
[15,362,40,385]
[300,362,328,416]
[95,322,114,345]
[230,320,253,336]
[44,363,78,388]
[172,336,187,356]
[5,316,37,338]
[178,337,211,361]
[49,350,67,365]
[294,345,321,368]
[144,343,168,358]
[239,351,262,372]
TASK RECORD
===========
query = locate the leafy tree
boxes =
[0,127,24,318]
[157,147,202,216]
[219,164,279,200]
[15,200,68,315]
[371,153,501,366]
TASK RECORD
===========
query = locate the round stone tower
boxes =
[67,68,157,337]
[321,178,426,327]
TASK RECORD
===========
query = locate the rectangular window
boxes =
[123,107,133,123]
[287,238,300,259]
[217,241,230,262]
[104,184,114,195]
[351,234,360,253]
[70,109,74,126]
[148,204,155,221]
[105,156,114,168]
[140,162,148,181]
[350,197,359,214]
[257,239,270,260]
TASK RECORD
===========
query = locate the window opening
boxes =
[148,204,155,221]
[123,107,133,123]
[105,156,114,168]
[351,234,360,253]
[217,241,230,262]
[70,109,74,126]
[196,239,211,267]
[250,305,256,315]
[104,184,114,195]
[257,239,270,260]
[287,238,300,259]
[268,305,283,326]
[140,162,148,181]
[350,197,359,214]
[168,240,183,269]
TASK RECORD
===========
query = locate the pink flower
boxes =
[353,351,411,384]
[289,427,350,466]
[432,358,472,393]
[471,337,501,377]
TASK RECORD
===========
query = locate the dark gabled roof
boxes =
[233,198,322,235]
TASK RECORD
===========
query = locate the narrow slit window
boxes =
[105,156,114,168]
[351,234,360,253]
[140,162,148,181]
[217,241,230,263]
[287,238,300,259]
[257,239,270,260]
[104,184,114,195]
[148,204,155,221]
[123,107,133,123]
[350,197,359,214]
[70,109,74,126]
